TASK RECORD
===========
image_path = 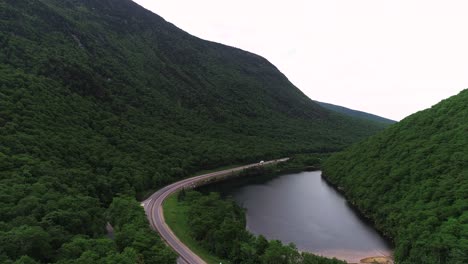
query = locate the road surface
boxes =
[143,158,289,264]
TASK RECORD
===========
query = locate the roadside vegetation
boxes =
[0,196,176,264]
[163,193,229,264]
[277,153,329,171]
[168,190,346,264]
[323,90,468,264]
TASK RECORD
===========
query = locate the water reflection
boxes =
[205,171,392,263]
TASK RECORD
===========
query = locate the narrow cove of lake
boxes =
[200,170,393,263]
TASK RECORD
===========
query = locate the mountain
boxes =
[315,101,396,125]
[0,0,387,263]
[323,90,468,264]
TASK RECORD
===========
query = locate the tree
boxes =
[0,226,52,262]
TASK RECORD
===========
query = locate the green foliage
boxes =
[0,226,52,262]
[14,256,40,264]
[52,196,176,264]
[277,153,329,171]
[323,90,468,264]
[182,191,346,264]
[107,197,176,264]
[0,0,386,262]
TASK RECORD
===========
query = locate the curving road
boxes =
[143,158,289,264]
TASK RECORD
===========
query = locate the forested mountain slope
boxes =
[315,101,396,125]
[323,90,468,264]
[0,0,386,263]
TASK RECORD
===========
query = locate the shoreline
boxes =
[299,248,393,264]
[155,159,395,264]
[320,172,395,247]
[215,167,395,264]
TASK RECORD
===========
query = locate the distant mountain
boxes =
[323,89,468,264]
[315,101,396,125]
[0,0,387,263]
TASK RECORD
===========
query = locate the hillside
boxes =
[315,101,396,125]
[323,90,468,264]
[0,0,386,263]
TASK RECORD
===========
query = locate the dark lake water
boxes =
[201,171,392,263]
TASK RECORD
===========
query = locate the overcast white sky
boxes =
[133,0,468,120]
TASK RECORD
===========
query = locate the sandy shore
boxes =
[312,249,393,264]
[359,256,393,263]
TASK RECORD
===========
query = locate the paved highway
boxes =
[143,158,289,264]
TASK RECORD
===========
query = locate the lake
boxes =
[202,170,392,263]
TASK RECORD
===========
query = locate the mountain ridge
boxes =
[323,89,468,264]
[315,101,396,124]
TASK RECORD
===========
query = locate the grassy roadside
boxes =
[163,193,230,264]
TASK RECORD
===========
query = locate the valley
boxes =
[0,0,465,264]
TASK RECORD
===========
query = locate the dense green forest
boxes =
[0,0,387,263]
[323,90,468,264]
[178,190,346,264]
[315,101,396,125]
